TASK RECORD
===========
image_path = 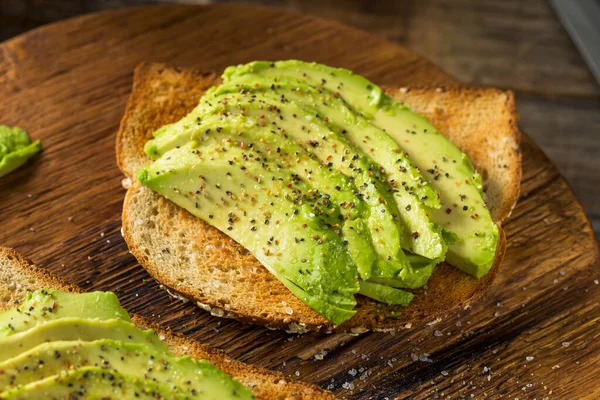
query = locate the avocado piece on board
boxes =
[0,339,252,398]
[0,125,41,178]
[208,78,446,261]
[0,318,167,360]
[224,60,498,278]
[0,289,130,337]
[138,141,359,324]
[358,281,413,306]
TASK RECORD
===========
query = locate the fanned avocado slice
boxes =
[0,339,252,398]
[0,366,194,399]
[0,289,129,337]
[223,60,498,278]
[138,141,359,324]
[0,317,168,360]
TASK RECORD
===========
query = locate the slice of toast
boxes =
[0,247,336,400]
[117,63,521,333]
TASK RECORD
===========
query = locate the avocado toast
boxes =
[0,247,335,399]
[117,62,521,332]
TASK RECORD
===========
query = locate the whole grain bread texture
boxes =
[0,247,336,400]
[117,63,521,333]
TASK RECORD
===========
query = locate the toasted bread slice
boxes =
[0,247,336,400]
[117,63,521,333]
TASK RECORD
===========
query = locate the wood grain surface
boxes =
[0,4,598,399]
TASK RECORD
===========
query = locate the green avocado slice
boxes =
[0,366,195,400]
[0,289,130,337]
[223,60,498,278]
[0,339,252,398]
[137,141,359,324]
[0,318,168,360]
[0,125,41,178]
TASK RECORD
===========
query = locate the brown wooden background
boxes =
[0,2,599,399]
[1,0,598,240]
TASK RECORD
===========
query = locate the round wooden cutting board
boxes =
[0,4,598,399]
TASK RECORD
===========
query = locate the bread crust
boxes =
[0,247,336,400]
[117,63,521,333]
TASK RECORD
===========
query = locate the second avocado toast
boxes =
[0,247,334,399]
[118,61,521,332]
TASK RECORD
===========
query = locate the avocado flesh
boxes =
[148,117,423,282]
[223,60,498,278]
[0,317,168,360]
[0,125,41,178]
[195,92,404,263]
[0,289,130,337]
[368,253,437,289]
[207,78,446,261]
[146,97,414,279]
[358,281,413,306]
[149,122,383,281]
[0,290,253,399]
[137,141,359,324]
[0,366,193,400]
[0,339,250,398]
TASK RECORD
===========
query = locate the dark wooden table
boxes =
[1,0,599,240]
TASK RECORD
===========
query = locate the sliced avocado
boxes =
[358,281,413,306]
[147,117,416,280]
[0,366,193,399]
[0,339,252,398]
[207,78,446,260]
[0,289,130,337]
[146,101,408,279]
[175,130,380,280]
[0,318,167,360]
[147,91,407,267]
[137,141,358,324]
[224,60,498,277]
[369,253,437,289]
